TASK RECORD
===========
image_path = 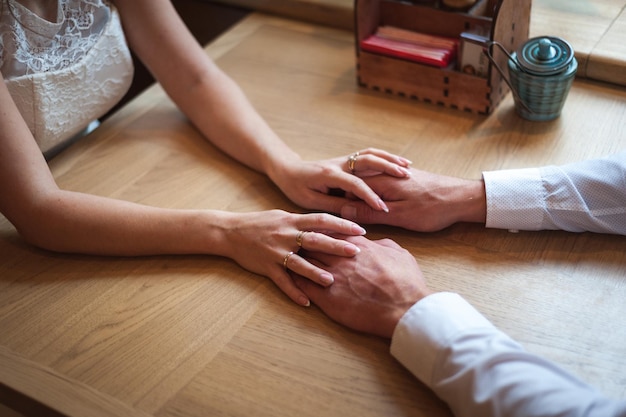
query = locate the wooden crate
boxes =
[354,0,532,114]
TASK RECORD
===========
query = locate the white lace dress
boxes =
[0,0,134,156]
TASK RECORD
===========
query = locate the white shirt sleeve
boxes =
[482,151,626,234]
[390,292,626,417]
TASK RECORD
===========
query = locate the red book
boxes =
[360,27,458,68]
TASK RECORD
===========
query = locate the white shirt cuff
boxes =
[482,168,546,231]
[389,292,495,388]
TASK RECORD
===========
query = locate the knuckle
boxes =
[380,238,401,250]
[306,232,320,246]
[319,165,334,176]
[309,212,330,224]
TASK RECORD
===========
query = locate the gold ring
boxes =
[348,152,359,174]
[283,251,294,270]
[296,230,308,247]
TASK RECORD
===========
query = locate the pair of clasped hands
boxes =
[245,147,429,311]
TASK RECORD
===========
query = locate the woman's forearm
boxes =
[115,0,297,177]
[16,189,228,256]
[178,67,298,176]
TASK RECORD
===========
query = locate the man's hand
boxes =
[340,168,487,232]
[293,236,433,338]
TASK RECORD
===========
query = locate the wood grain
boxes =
[587,6,626,85]
[205,0,626,86]
[0,13,625,417]
[0,346,151,417]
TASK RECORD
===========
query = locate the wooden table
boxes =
[207,0,626,86]
[1,13,625,417]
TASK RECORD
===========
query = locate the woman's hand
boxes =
[218,210,367,306]
[268,148,412,214]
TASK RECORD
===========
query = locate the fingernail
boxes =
[398,167,411,177]
[320,272,334,285]
[379,199,389,213]
[344,244,361,255]
[299,296,311,307]
[342,205,357,219]
[402,157,413,165]
[351,223,367,235]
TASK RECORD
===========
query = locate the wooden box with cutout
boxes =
[355,0,532,114]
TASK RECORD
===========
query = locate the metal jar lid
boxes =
[516,36,575,75]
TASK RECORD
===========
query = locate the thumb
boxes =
[340,201,388,225]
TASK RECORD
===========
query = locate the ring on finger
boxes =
[283,251,294,270]
[296,230,309,247]
[347,151,359,174]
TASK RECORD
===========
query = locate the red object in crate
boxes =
[360,26,458,68]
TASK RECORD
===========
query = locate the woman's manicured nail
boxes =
[320,272,334,285]
[351,223,366,235]
[344,244,361,255]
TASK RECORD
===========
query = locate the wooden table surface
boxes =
[1,13,625,417]
[207,0,626,87]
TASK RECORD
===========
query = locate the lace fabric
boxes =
[1,0,111,77]
[1,0,134,156]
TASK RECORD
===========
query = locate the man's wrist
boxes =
[453,179,487,224]
[386,288,436,338]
